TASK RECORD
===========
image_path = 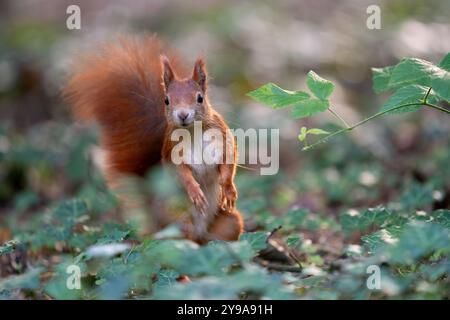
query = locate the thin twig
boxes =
[266,226,282,243]
[303,87,450,151]
[423,87,432,103]
[255,258,303,273]
[123,244,135,264]
[424,102,450,114]
[328,107,350,128]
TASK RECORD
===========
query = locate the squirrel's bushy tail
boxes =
[63,35,186,178]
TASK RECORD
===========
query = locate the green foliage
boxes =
[1,134,449,300]
[0,4,449,301]
[306,70,335,100]
[373,57,450,102]
[0,268,44,292]
[0,240,21,255]
[386,222,449,265]
[248,53,450,150]
[246,83,309,109]
[340,207,391,236]
[153,264,294,299]
[380,85,432,114]
[292,99,329,119]
[247,70,336,119]
[1,44,449,301]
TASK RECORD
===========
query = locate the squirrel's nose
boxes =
[178,111,188,121]
[177,110,192,124]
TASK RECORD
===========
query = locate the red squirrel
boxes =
[63,35,243,243]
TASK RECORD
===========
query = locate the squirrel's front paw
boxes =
[188,184,208,215]
[221,184,237,211]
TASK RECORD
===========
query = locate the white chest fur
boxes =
[185,130,222,235]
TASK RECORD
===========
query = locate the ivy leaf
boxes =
[240,232,269,251]
[44,261,85,300]
[154,269,180,288]
[179,241,254,276]
[431,210,450,229]
[52,199,89,224]
[143,239,199,269]
[306,71,335,100]
[0,240,21,255]
[341,207,391,236]
[153,264,294,300]
[380,85,431,114]
[359,207,391,228]
[372,66,394,93]
[362,226,403,253]
[419,259,450,282]
[291,99,329,119]
[0,267,44,291]
[247,83,309,108]
[400,182,434,210]
[388,222,450,264]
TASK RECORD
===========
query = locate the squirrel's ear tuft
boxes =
[161,55,175,89]
[192,57,207,92]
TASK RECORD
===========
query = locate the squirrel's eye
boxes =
[196,93,204,104]
[164,96,170,106]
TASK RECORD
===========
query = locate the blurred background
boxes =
[0,0,449,298]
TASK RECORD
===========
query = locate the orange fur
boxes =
[64,35,243,243]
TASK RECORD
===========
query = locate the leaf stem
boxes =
[423,87,450,114]
[302,85,450,151]
[423,102,450,114]
[423,87,432,103]
[303,101,434,150]
[328,107,351,128]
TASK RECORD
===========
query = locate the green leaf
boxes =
[247,83,309,109]
[307,128,330,135]
[400,182,434,210]
[372,66,395,93]
[283,207,309,228]
[438,52,450,71]
[52,199,89,224]
[154,269,180,288]
[179,241,254,276]
[419,259,450,281]
[0,240,21,255]
[388,222,450,264]
[46,260,87,295]
[286,234,302,248]
[298,127,307,141]
[0,267,44,291]
[153,264,294,300]
[362,226,403,253]
[359,207,391,228]
[388,58,437,89]
[240,232,268,251]
[431,210,450,229]
[298,127,329,143]
[341,207,391,236]
[143,239,199,269]
[431,70,450,101]
[291,99,329,119]
[380,85,431,114]
[306,71,335,100]
[372,54,450,101]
